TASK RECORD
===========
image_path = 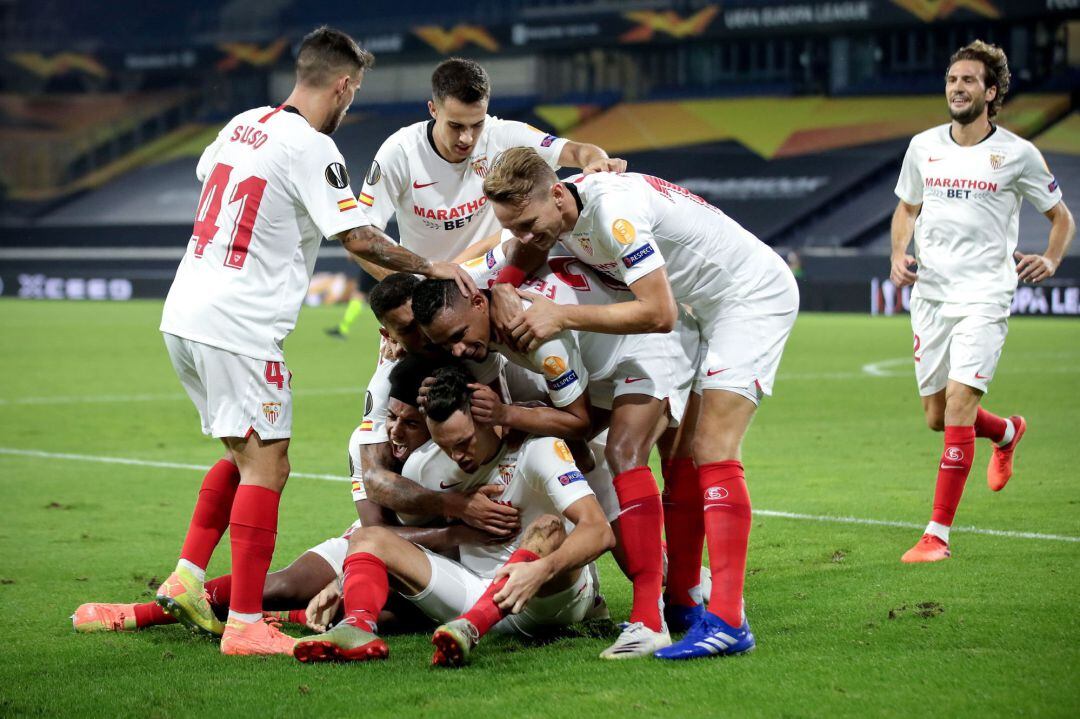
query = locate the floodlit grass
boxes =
[0,300,1077,717]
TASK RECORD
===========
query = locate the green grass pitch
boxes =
[0,299,1077,717]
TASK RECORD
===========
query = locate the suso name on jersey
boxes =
[230,125,270,150]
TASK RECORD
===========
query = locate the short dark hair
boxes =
[431,57,490,104]
[369,273,421,323]
[425,364,473,422]
[388,354,435,408]
[411,279,462,327]
[948,40,1010,119]
[296,26,374,87]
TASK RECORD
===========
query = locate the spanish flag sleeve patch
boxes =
[359,192,374,207]
[337,197,358,212]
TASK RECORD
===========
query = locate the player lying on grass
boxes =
[482,148,802,660]
[292,364,615,666]
[73,357,513,635]
[889,40,1075,563]
[413,269,703,657]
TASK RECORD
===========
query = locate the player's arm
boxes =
[469,382,592,440]
[558,141,626,174]
[360,444,519,536]
[334,226,476,295]
[1015,200,1075,284]
[493,494,613,614]
[890,200,921,287]
[451,231,503,264]
[508,268,677,352]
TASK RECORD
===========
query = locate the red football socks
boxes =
[461,548,540,636]
[661,458,705,608]
[204,575,232,610]
[179,459,241,570]
[974,407,1008,444]
[227,485,280,616]
[341,552,389,631]
[931,425,976,527]
[613,466,664,632]
[133,601,175,628]
[699,460,752,627]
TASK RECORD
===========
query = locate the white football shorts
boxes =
[910,297,1008,396]
[693,272,799,404]
[405,548,596,637]
[306,520,364,576]
[163,332,292,439]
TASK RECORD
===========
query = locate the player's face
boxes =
[386,398,429,462]
[421,294,491,361]
[429,409,496,473]
[945,60,992,125]
[429,96,488,162]
[323,71,363,135]
[381,301,434,356]
[493,190,562,252]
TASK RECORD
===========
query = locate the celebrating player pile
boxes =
[482,148,800,659]
[890,41,1074,563]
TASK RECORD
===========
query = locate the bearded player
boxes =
[153,27,476,656]
[890,41,1074,563]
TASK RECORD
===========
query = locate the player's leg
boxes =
[432,514,575,667]
[657,390,707,632]
[294,526,430,663]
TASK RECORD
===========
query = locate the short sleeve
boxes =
[895,138,923,205]
[355,354,395,446]
[492,119,567,169]
[347,427,367,502]
[195,126,227,183]
[523,437,595,515]
[289,134,363,240]
[356,138,407,231]
[1015,142,1063,213]
[529,331,588,407]
[459,238,508,288]
[467,351,504,386]
[591,192,666,287]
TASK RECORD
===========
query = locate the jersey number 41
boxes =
[191,162,268,270]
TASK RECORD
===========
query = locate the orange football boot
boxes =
[219,616,296,656]
[72,603,137,632]
[901,534,951,563]
[988,415,1026,492]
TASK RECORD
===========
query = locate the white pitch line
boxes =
[0,386,360,407]
[2,446,1077,544]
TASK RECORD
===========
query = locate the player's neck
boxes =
[281,88,327,133]
[950,115,993,147]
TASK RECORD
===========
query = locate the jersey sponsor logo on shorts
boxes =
[704,486,728,500]
[325,162,350,189]
[558,470,585,486]
[547,369,579,391]
[553,439,573,463]
[542,355,568,379]
[975,372,991,380]
[359,192,374,207]
[944,446,964,462]
[365,160,382,186]
[262,402,281,424]
[337,197,358,212]
[622,243,654,268]
[611,219,636,245]
[541,134,557,148]
[706,367,729,377]
[624,377,646,383]
[913,334,922,362]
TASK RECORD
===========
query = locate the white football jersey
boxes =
[555,172,793,319]
[347,424,368,503]
[356,116,566,261]
[161,106,361,361]
[400,435,595,577]
[895,124,1062,307]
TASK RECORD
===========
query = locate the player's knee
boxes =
[347,525,393,554]
[521,514,565,552]
[262,570,301,605]
[925,414,945,432]
[691,434,738,465]
[604,437,649,475]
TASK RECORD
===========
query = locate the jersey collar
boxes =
[426,119,460,165]
[563,182,584,213]
[948,122,996,147]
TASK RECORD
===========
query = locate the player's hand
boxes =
[508,289,564,352]
[449,485,520,536]
[468,383,507,425]
[428,260,478,297]
[381,336,406,361]
[1014,251,1058,284]
[489,283,525,341]
[890,253,918,287]
[417,375,437,411]
[305,581,342,633]
[582,157,627,174]
[493,558,553,614]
